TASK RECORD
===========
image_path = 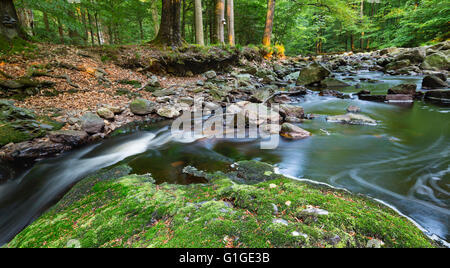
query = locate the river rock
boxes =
[386,94,414,102]
[241,103,280,126]
[157,106,180,119]
[346,105,361,113]
[421,51,450,70]
[424,90,450,103]
[394,47,426,64]
[422,75,448,89]
[2,140,70,160]
[130,98,157,115]
[358,94,386,102]
[97,108,114,120]
[280,123,311,139]
[385,59,411,71]
[81,113,105,134]
[204,70,217,79]
[279,104,304,119]
[319,89,345,99]
[48,130,89,146]
[387,84,417,95]
[296,62,331,86]
[321,77,350,88]
[179,97,194,106]
[153,88,177,97]
[327,113,377,125]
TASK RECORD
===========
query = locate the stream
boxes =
[0,71,449,245]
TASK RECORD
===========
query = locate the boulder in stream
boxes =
[296,62,331,86]
[422,75,448,89]
[280,123,311,140]
[387,84,417,95]
[48,130,89,147]
[327,113,377,126]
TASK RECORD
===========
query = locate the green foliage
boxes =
[11,0,450,54]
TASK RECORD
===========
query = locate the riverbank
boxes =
[5,161,437,248]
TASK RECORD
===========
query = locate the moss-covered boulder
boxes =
[421,51,450,71]
[0,100,60,147]
[130,98,157,115]
[6,161,435,248]
[296,62,331,86]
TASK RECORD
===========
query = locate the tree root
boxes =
[30,71,80,89]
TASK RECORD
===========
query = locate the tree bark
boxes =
[0,0,23,40]
[262,0,275,46]
[215,0,225,44]
[226,0,235,46]
[153,0,182,47]
[87,10,96,45]
[57,17,64,44]
[43,12,50,33]
[151,0,159,36]
[194,0,204,45]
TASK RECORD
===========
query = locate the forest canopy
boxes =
[7,0,450,55]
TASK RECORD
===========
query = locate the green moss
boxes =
[0,37,37,58]
[6,161,436,248]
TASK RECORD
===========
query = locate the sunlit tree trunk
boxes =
[215,0,225,44]
[0,0,24,40]
[194,0,204,45]
[17,7,34,36]
[151,1,159,37]
[262,0,275,46]
[226,0,235,46]
[153,0,182,47]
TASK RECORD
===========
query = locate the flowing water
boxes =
[0,71,449,245]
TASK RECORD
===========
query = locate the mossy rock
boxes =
[6,161,436,248]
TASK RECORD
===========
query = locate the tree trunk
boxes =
[57,17,64,44]
[43,12,50,33]
[194,0,204,45]
[0,0,23,40]
[151,1,159,37]
[94,12,102,45]
[139,19,144,41]
[360,0,364,50]
[181,0,186,39]
[17,7,34,36]
[262,0,275,46]
[153,0,182,47]
[80,8,89,44]
[226,0,235,46]
[87,10,95,46]
[215,0,225,44]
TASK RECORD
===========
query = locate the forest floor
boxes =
[0,42,204,115]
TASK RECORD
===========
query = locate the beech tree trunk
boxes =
[262,0,275,46]
[153,0,182,47]
[215,0,225,44]
[226,0,235,46]
[0,0,23,40]
[194,0,204,45]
